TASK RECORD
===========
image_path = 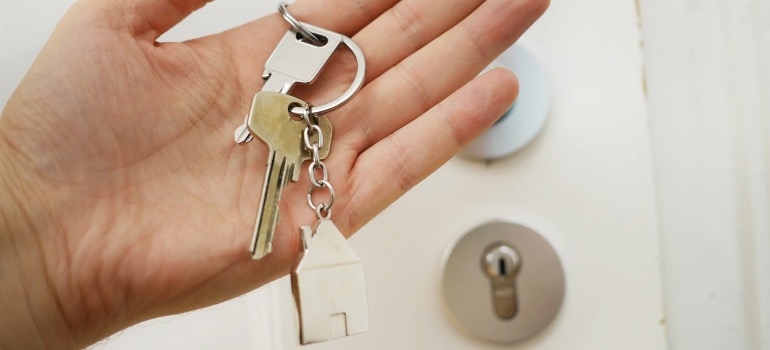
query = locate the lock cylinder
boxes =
[442,222,565,344]
[482,243,522,320]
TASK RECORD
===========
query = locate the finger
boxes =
[271,0,487,110]
[341,69,519,233]
[79,0,212,41]
[216,0,399,96]
[354,0,487,83]
[222,0,399,49]
[287,0,397,37]
[338,0,548,152]
[293,0,489,104]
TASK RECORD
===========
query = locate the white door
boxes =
[1,0,767,349]
[258,0,665,348]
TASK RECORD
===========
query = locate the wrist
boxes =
[0,138,75,349]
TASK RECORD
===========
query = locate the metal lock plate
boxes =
[442,222,565,344]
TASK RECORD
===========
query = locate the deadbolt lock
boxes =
[442,222,565,344]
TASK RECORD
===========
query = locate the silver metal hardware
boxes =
[482,243,522,320]
[262,23,344,93]
[442,221,565,344]
[292,220,370,344]
[235,21,366,144]
[237,11,369,346]
[234,23,343,143]
[289,34,366,116]
[307,179,335,212]
[290,96,368,344]
[278,2,323,46]
[300,105,335,221]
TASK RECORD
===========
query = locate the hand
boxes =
[0,0,547,347]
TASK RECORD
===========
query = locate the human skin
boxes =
[0,0,548,348]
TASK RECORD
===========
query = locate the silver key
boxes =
[234,24,344,143]
[248,92,332,259]
[292,219,370,344]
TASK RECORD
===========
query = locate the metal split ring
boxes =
[288,33,366,116]
[307,179,335,212]
[278,2,323,46]
[300,103,315,129]
[277,3,367,115]
[316,204,332,221]
[277,2,366,115]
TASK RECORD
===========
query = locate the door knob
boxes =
[461,45,550,160]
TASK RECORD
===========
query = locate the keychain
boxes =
[235,2,369,344]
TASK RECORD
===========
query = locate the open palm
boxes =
[0,0,546,346]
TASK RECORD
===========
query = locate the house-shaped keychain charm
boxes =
[291,220,370,344]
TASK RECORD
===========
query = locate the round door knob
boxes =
[461,45,550,160]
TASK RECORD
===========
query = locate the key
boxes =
[248,91,333,259]
[292,220,370,344]
[234,24,344,144]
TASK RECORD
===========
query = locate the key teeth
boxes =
[290,163,301,182]
[250,244,272,260]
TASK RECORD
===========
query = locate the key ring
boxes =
[278,2,323,46]
[277,3,366,116]
[287,27,365,116]
[288,32,366,116]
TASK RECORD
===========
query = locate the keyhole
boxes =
[499,257,508,276]
[482,243,521,320]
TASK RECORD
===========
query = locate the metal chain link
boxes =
[302,104,335,221]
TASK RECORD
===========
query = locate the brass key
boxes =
[247,91,332,259]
